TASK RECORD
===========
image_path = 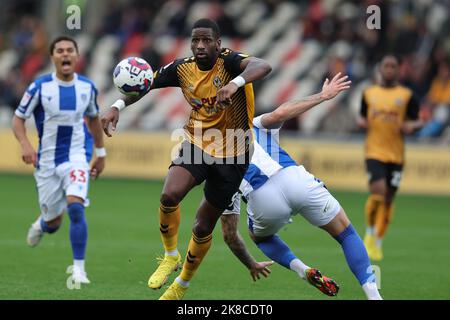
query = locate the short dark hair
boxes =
[49,36,78,55]
[192,19,221,39]
[381,54,401,65]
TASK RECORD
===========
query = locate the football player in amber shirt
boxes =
[358,55,423,261]
[101,19,272,299]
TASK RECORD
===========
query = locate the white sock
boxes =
[165,249,179,257]
[366,227,374,236]
[289,259,310,280]
[175,276,189,287]
[362,281,382,300]
[74,259,85,273]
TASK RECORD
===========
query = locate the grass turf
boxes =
[0,173,449,300]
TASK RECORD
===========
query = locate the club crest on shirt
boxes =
[395,98,403,107]
[20,92,32,106]
[81,93,88,102]
[213,76,222,89]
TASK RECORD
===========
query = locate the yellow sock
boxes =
[365,194,384,230]
[179,233,213,282]
[159,204,180,252]
[375,202,394,238]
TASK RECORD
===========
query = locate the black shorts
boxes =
[170,141,252,211]
[365,159,403,189]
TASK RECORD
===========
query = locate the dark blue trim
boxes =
[59,85,76,110]
[55,126,73,166]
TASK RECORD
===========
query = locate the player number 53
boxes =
[70,169,87,183]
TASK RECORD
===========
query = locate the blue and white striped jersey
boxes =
[240,115,298,197]
[15,73,98,170]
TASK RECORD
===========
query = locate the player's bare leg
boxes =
[149,166,197,289]
[320,208,382,300]
[160,198,223,300]
[27,212,63,247]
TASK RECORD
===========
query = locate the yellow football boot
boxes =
[370,245,383,261]
[159,281,188,300]
[148,253,182,289]
[364,233,376,251]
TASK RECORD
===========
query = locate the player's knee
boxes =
[160,191,182,207]
[67,195,84,205]
[67,202,85,223]
[192,221,213,238]
[370,180,387,196]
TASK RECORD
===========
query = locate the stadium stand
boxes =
[0,0,449,141]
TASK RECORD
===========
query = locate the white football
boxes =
[113,57,153,96]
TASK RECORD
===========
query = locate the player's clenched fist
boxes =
[216,82,238,109]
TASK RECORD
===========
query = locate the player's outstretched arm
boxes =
[261,72,351,129]
[217,57,272,107]
[86,116,106,179]
[100,94,143,137]
[221,214,273,281]
[12,115,37,166]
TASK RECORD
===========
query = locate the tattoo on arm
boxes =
[221,215,256,269]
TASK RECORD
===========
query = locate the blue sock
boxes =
[334,224,375,285]
[40,218,59,234]
[255,234,296,269]
[67,202,88,260]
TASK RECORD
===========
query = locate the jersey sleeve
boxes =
[253,114,282,132]
[15,81,41,119]
[360,91,368,118]
[405,93,420,120]
[222,49,250,77]
[85,84,99,118]
[151,60,180,89]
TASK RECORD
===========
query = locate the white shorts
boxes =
[34,162,90,222]
[224,166,341,237]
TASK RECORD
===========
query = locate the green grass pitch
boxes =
[0,173,449,300]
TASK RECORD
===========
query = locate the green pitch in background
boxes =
[1,174,449,300]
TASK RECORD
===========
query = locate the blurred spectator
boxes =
[418,61,450,138]
[141,35,162,70]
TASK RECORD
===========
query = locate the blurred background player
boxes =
[358,55,423,261]
[101,19,272,300]
[11,36,106,284]
[223,73,382,300]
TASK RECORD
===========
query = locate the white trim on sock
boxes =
[175,276,189,287]
[362,281,382,300]
[74,259,85,273]
[289,259,309,279]
[165,249,179,257]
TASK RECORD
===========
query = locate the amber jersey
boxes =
[151,48,255,158]
[360,84,419,164]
